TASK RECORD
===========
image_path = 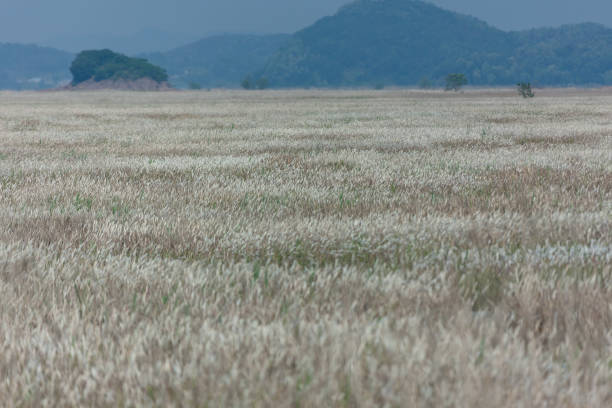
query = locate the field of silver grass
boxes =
[0,89,611,407]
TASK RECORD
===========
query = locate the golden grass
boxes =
[0,89,611,407]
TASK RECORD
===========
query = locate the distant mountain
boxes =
[0,43,73,90]
[3,0,612,91]
[260,0,612,87]
[510,23,612,85]
[143,34,291,88]
[44,29,201,55]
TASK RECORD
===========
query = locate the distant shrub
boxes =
[242,76,270,90]
[445,73,467,91]
[374,82,385,90]
[256,77,269,90]
[517,82,535,98]
[241,75,253,90]
[188,81,202,90]
[418,77,432,89]
[70,49,168,85]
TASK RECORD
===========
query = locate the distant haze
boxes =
[2,0,612,53]
[0,0,347,53]
[429,0,612,31]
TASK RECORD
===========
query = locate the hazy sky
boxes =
[2,0,612,52]
[430,0,612,30]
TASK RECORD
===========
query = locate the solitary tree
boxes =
[418,77,432,89]
[241,75,253,90]
[517,82,535,98]
[256,77,269,90]
[445,73,468,91]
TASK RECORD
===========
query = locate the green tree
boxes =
[256,77,269,89]
[241,75,253,90]
[445,73,468,91]
[517,82,535,98]
[418,77,432,89]
[69,49,167,85]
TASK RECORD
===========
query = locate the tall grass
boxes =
[0,88,610,406]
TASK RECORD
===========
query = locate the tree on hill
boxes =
[70,49,168,85]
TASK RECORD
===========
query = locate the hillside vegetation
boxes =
[260,0,612,87]
[143,34,290,88]
[0,43,73,90]
[70,49,168,85]
[3,0,612,89]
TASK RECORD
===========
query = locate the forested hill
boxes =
[510,23,612,85]
[0,43,73,90]
[69,49,168,85]
[259,0,612,87]
[142,34,291,88]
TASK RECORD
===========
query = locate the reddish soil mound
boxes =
[62,78,173,91]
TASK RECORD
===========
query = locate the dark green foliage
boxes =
[445,73,468,91]
[241,75,270,90]
[0,43,73,90]
[143,34,290,89]
[241,75,253,90]
[70,49,168,85]
[418,77,433,89]
[262,0,513,87]
[256,77,269,90]
[517,82,535,98]
[188,81,202,90]
[260,0,612,88]
[510,23,612,86]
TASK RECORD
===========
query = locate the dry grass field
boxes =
[0,88,610,407]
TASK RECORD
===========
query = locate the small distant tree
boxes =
[445,73,468,91]
[241,75,253,90]
[374,82,385,90]
[256,77,269,90]
[418,77,432,89]
[517,82,535,98]
[188,81,201,90]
